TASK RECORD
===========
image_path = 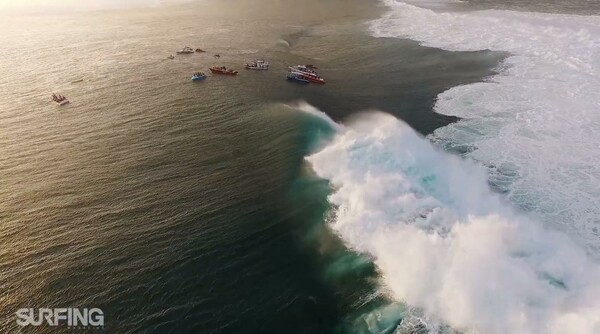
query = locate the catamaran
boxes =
[245,60,269,70]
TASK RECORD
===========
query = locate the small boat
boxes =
[51,93,70,105]
[176,46,194,54]
[286,73,309,84]
[167,54,175,59]
[191,72,207,81]
[245,60,269,70]
[209,66,238,75]
[214,54,221,58]
[289,70,326,84]
[195,48,206,53]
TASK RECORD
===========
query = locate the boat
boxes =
[209,66,238,75]
[245,60,269,70]
[51,93,70,105]
[176,46,194,54]
[191,72,207,81]
[288,65,317,75]
[289,70,326,84]
[286,73,309,84]
[195,48,206,53]
[167,54,175,59]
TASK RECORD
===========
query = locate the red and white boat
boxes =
[209,66,238,75]
[288,65,325,84]
[289,71,325,84]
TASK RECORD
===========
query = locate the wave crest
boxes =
[306,111,600,334]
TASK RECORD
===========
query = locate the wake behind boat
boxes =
[245,60,269,70]
[51,93,70,106]
[209,66,238,75]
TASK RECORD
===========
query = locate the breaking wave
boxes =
[305,111,600,334]
[370,0,600,255]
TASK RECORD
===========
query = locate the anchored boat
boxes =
[245,60,269,70]
[209,66,238,75]
[288,65,317,74]
[289,71,325,84]
[288,65,326,84]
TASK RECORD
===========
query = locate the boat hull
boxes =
[289,71,325,84]
[191,76,207,81]
[210,68,238,75]
[286,74,309,84]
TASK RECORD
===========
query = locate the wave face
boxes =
[306,112,600,334]
[370,0,600,255]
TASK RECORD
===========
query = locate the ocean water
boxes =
[317,0,600,333]
[1,0,598,333]
[0,0,503,333]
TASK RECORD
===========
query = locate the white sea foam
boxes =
[306,111,600,334]
[370,0,600,255]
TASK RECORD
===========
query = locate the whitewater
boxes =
[305,111,600,334]
[369,0,600,255]
[303,1,600,332]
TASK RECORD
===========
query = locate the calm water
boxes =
[0,0,503,333]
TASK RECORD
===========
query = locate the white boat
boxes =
[176,46,194,54]
[288,65,316,74]
[245,60,269,70]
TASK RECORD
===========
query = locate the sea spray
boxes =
[303,110,600,334]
